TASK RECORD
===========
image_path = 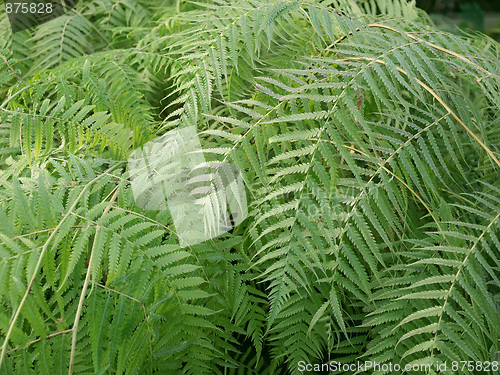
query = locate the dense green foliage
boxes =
[0,0,499,374]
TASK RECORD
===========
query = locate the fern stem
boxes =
[431,210,500,353]
[338,56,500,169]
[1,226,84,245]
[0,162,124,369]
[6,329,73,354]
[369,24,500,81]
[307,110,451,242]
[68,187,120,375]
[344,144,444,236]
[95,283,147,314]
[0,84,33,110]
[0,54,27,85]
[327,22,500,82]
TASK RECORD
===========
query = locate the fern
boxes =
[0,0,499,374]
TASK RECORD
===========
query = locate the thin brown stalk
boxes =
[68,187,119,375]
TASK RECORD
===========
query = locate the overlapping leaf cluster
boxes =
[0,0,498,374]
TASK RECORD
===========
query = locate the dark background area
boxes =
[416,0,500,39]
[417,0,500,13]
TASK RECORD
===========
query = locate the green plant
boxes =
[0,0,498,374]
